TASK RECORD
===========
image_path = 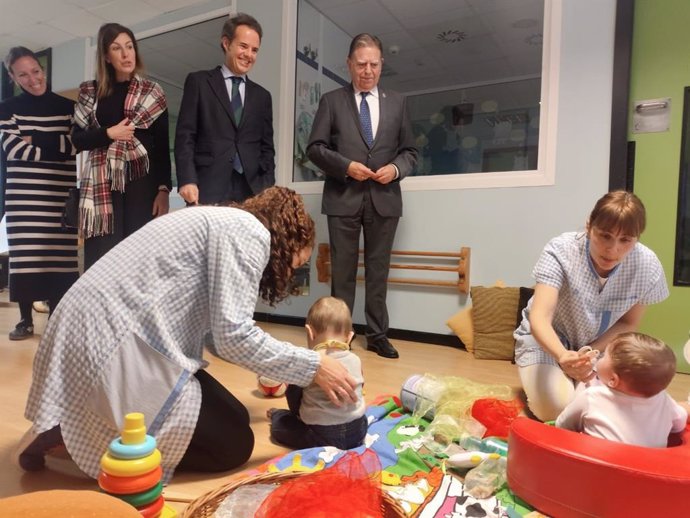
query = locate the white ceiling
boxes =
[1,0,543,91]
[0,0,211,60]
[0,0,543,115]
[308,0,544,93]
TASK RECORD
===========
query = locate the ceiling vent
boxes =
[437,29,466,43]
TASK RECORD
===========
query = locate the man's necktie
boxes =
[229,76,244,173]
[359,91,374,147]
[230,76,243,125]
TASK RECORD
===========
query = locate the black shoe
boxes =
[348,330,357,350]
[13,425,63,472]
[367,337,399,359]
[9,320,34,341]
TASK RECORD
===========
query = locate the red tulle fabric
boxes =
[471,397,524,439]
[254,450,383,518]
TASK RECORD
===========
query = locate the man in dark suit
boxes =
[175,13,274,205]
[307,33,418,359]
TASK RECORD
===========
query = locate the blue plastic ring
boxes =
[108,435,157,460]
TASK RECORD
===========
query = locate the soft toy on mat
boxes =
[255,450,385,518]
[258,375,288,397]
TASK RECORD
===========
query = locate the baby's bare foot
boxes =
[266,408,278,420]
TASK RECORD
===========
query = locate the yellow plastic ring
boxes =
[100,449,161,477]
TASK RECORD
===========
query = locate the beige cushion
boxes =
[446,306,474,352]
[0,490,142,517]
[471,286,520,360]
[445,280,507,353]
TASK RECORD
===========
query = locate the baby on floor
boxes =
[268,296,367,450]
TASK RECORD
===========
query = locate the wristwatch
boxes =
[158,185,170,193]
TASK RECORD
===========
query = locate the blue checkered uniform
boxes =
[25,207,320,482]
[514,232,668,367]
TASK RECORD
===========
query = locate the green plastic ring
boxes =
[114,481,163,507]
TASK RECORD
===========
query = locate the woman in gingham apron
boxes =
[514,191,669,421]
[16,187,358,483]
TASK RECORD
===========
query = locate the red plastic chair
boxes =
[507,417,690,517]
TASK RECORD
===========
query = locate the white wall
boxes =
[50,0,232,90]
[259,0,617,335]
[237,0,284,143]
[52,38,88,93]
[47,0,617,336]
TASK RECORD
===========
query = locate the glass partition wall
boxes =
[293,0,545,183]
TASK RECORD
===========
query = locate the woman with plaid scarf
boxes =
[72,23,171,271]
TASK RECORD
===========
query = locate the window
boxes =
[138,15,228,191]
[292,0,556,192]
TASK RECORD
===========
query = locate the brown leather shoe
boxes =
[366,337,399,359]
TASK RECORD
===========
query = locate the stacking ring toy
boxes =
[100,449,161,477]
[118,481,163,508]
[98,466,163,495]
[108,434,157,459]
[138,495,164,518]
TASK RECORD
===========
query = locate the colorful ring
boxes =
[100,449,161,477]
[137,495,164,518]
[98,466,163,494]
[116,481,164,508]
[108,434,157,459]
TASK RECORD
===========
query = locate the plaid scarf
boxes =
[73,75,167,238]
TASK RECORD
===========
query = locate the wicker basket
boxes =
[181,470,406,518]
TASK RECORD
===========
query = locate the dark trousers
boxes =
[176,370,254,472]
[269,384,367,450]
[84,173,158,271]
[17,294,63,324]
[227,169,253,203]
[327,190,399,341]
[198,170,253,206]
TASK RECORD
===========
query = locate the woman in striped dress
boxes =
[0,47,79,340]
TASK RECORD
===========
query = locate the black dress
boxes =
[0,91,79,302]
[71,80,171,270]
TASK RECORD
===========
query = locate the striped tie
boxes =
[359,92,374,147]
[229,76,243,173]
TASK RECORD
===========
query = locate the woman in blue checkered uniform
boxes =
[16,187,359,482]
[514,191,669,421]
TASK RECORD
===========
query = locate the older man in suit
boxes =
[307,33,418,359]
[175,13,274,205]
